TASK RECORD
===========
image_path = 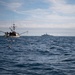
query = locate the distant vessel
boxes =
[41,33,53,37]
[0,24,28,37]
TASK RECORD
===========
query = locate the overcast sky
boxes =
[0,0,75,36]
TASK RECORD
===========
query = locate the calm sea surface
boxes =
[0,36,75,75]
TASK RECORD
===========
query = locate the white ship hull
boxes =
[9,35,20,38]
[5,33,20,37]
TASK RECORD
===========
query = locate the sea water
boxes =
[0,36,75,75]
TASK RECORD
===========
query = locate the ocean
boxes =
[0,36,75,75]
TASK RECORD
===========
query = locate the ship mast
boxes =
[13,24,15,31]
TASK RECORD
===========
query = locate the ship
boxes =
[41,33,53,37]
[0,24,28,37]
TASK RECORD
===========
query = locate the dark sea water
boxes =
[0,36,75,75]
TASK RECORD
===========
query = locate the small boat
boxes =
[4,24,20,37]
[5,31,20,37]
[0,24,28,37]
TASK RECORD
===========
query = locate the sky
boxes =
[0,0,75,36]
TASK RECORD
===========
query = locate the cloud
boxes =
[0,0,23,12]
[0,0,75,29]
[0,17,75,28]
[46,0,75,14]
[1,0,75,14]
[7,2,22,12]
